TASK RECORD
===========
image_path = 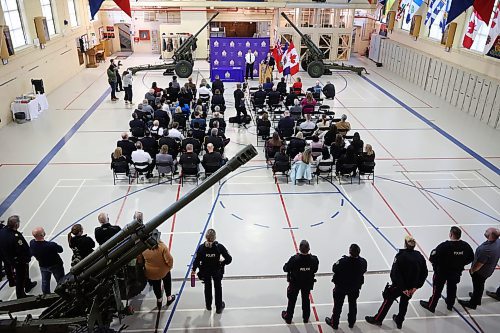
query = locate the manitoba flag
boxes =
[282,41,299,76]
[272,40,284,73]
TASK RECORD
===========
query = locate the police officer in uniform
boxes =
[94,212,121,245]
[325,244,367,330]
[366,236,427,329]
[192,229,232,314]
[281,240,319,324]
[420,227,474,312]
[0,215,37,298]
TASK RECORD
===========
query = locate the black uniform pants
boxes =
[203,273,223,310]
[471,273,487,306]
[374,285,411,324]
[285,283,311,321]
[427,272,460,310]
[14,263,29,298]
[245,63,254,80]
[116,74,123,91]
[124,86,133,102]
[331,288,359,326]
[236,106,248,124]
[149,271,172,300]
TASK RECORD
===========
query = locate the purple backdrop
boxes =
[210,37,270,81]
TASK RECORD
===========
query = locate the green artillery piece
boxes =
[0,144,258,333]
[280,12,368,78]
[128,12,220,78]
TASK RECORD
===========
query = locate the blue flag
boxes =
[446,0,474,25]
[89,0,105,20]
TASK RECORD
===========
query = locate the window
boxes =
[401,5,411,31]
[40,0,56,35]
[428,9,446,41]
[1,0,27,48]
[467,0,499,53]
[68,0,78,27]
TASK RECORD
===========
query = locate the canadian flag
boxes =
[484,2,499,54]
[463,10,483,49]
[282,41,300,76]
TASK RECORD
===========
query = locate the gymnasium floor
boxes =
[0,53,499,333]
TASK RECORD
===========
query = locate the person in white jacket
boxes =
[122,70,134,105]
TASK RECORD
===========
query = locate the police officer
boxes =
[94,212,121,245]
[0,215,37,298]
[192,229,232,314]
[325,244,367,330]
[420,227,474,312]
[366,235,427,329]
[281,240,319,324]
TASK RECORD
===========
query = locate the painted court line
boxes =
[0,88,111,217]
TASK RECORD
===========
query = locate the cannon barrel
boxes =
[280,12,324,59]
[173,12,219,60]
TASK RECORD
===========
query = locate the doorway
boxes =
[116,23,132,52]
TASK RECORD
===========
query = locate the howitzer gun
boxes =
[128,12,219,78]
[280,13,367,78]
[0,144,258,333]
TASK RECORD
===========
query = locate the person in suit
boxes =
[323,81,336,99]
[267,87,281,107]
[212,75,224,94]
[179,144,200,174]
[94,212,121,246]
[202,143,223,174]
[287,132,306,158]
[117,132,136,162]
[191,111,207,130]
[181,131,202,155]
[253,85,267,106]
[156,145,177,174]
[263,77,274,92]
[204,128,224,154]
[277,77,287,96]
[129,113,146,132]
[234,84,248,128]
[140,131,158,159]
[158,132,180,160]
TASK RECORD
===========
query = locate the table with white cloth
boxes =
[11,94,49,121]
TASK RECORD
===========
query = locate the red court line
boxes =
[168,183,182,250]
[115,185,132,226]
[275,181,323,333]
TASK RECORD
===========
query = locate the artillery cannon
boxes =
[128,12,219,78]
[280,12,367,78]
[0,144,258,333]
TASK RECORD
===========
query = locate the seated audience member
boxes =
[358,144,375,174]
[266,132,283,161]
[316,114,330,130]
[197,83,212,101]
[285,90,297,107]
[173,107,187,129]
[212,75,225,94]
[210,121,228,143]
[142,99,155,117]
[301,92,317,115]
[140,131,158,158]
[202,143,223,173]
[171,75,181,90]
[166,82,179,102]
[131,141,154,178]
[323,81,335,99]
[336,145,357,176]
[204,128,224,153]
[156,145,177,174]
[179,144,200,174]
[154,97,162,111]
[111,147,129,174]
[151,82,162,95]
[330,134,346,161]
[209,112,226,131]
[316,147,334,174]
[273,146,291,173]
[129,112,146,132]
[178,87,192,107]
[181,131,202,154]
[68,224,95,265]
[289,99,302,121]
[253,85,267,106]
[145,89,157,105]
[322,124,338,147]
[117,132,136,161]
[192,122,206,142]
[299,114,317,132]
[188,77,197,98]
[287,131,306,158]
[168,122,185,140]
[278,110,295,138]
[336,114,351,136]
[150,120,164,139]
[154,105,171,128]
[267,87,281,107]
[308,81,322,99]
[158,132,180,159]
[277,77,287,96]
[211,89,226,112]
[291,148,313,183]
[191,111,206,130]
[257,112,272,138]
[263,77,274,92]
[349,132,364,154]
[310,135,324,159]
[292,77,303,94]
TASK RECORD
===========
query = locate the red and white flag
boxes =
[463,10,483,49]
[282,41,299,76]
[484,2,500,53]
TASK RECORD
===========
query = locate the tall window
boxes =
[1,0,27,48]
[428,9,446,41]
[67,0,78,27]
[40,0,56,35]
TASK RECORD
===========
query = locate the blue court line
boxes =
[376,176,500,223]
[254,223,270,229]
[230,213,244,221]
[282,227,299,230]
[331,211,340,219]
[0,88,111,217]
[310,222,324,227]
[219,191,340,196]
[362,76,500,176]
[219,201,225,209]
[341,198,344,206]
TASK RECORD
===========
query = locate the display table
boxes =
[11,94,49,121]
[210,67,244,82]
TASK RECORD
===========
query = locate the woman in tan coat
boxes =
[138,229,175,308]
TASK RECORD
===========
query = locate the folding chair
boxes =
[156,161,174,185]
[112,161,131,185]
[337,164,357,185]
[315,161,334,184]
[132,161,151,184]
[272,161,291,184]
[358,162,376,184]
[180,164,199,186]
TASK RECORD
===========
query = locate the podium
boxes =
[259,64,272,84]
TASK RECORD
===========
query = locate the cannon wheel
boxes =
[307,61,325,78]
[301,58,309,71]
[175,60,193,78]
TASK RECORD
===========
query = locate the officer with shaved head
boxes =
[94,212,121,245]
